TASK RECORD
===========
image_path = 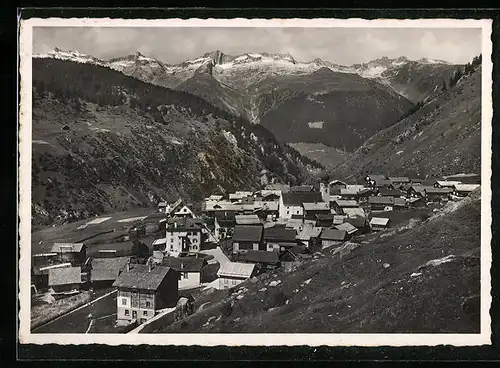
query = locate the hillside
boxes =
[144,189,481,333]
[31,58,322,225]
[331,65,482,181]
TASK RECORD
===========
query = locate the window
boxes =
[224,278,228,284]
[121,298,127,306]
[124,309,129,316]
[193,245,197,250]
[193,238,198,243]
[232,279,237,285]
[170,245,174,251]
[143,311,148,316]
[183,272,188,279]
[286,211,290,215]
[296,210,300,214]
[146,301,151,307]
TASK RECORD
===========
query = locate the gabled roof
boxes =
[334,222,358,235]
[290,185,314,192]
[302,202,330,211]
[453,184,480,192]
[49,266,82,286]
[333,215,346,225]
[161,256,207,272]
[425,187,453,194]
[393,198,407,206]
[342,208,366,218]
[166,218,202,232]
[320,229,348,241]
[51,243,86,253]
[264,226,297,242]
[264,184,290,192]
[375,180,393,187]
[91,257,130,282]
[112,264,173,291]
[340,188,361,196]
[232,225,263,242]
[329,180,347,186]
[388,176,410,183]
[282,192,323,206]
[332,199,358,207]
[378,188,404,197]
[410,178,423,183]
[366,174,387,182]
[238,250,279,264]
[296,226,323,240]
[368,196,394,205]
[435,180,462,187]
[370,217,390,226]
[217,262,255,278]
[235,214,261,225]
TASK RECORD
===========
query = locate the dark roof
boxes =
[166,218,202,232]
[425,187,453,194]
[374,180,393,187]
[388,176,410,183]
[290,185,314,192]
[366,174,387,182]
[347,217,367,228]
[368,196,394,205]
[91,257,130,282]
[51,243,86,253]
[112,264,173,291]
[161,256,207,272]
[282,192,323,206]
[238,250,279,264]
[315,213,334,220]
[285,245,308,258]
[49,266,82,286]
[264,226,297,242]
[410,178,423,183]
[232,225,263,242]
[320,229,348,241]
[378,188,404,197]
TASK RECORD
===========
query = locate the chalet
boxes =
[368,196,394,211]
[152,238,167,252]
[339,185,367,200]
[232,224,264,254]
[377,188,404,198]
[331,199,358,215]
[333,215,347,225]
[334,222,358,237]
[235,214,262,225]
[443,174,480,185]
[407,185,433,198]
[157,202,170,213]
[365,174,387,187]
[342,207,366,219]
[388,176,410,184]
[434,180,462,189]
[280,244,310,265]
[279,191,323,219]
[32,262,71,291]
[290,185,314,193]
[453,184,480,197]
[173,205,195,219]
[217,262,256,290]
[346,217,370,234]
[328,180,347,195]
[48,266,84,293]
[113,263,179,324]
[165,218,203,257]
[262,192,281,202]
[214,214,236,241]
[229,191,254,202]
[303,202,331,221]
[410,178,423,184]
[264,184,290,193]
[161,256,208,290]
[283,218,316,232]
[393,198,408,210]
[296,225,322,249]
[369,217,390,231]
[235,249,280,270]
[425,187,453,201]
[319,229,348,247]
[408,197,427,208]
[169,198,184,214]
[51,243,87,265]
[264,226,297,252]
[374,180,395,189]
[90,256,130,289]
[315,213,334,227]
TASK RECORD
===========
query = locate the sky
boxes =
[33,27,482,65]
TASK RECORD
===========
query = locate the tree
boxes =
[131,239,150,258]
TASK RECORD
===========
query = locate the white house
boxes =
[173,205,195,219]
[161,256,208,290]
[217,262,256,290]
[165,218,202,257]
[279,192,323,219]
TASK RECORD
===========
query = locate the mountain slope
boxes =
[331,66,481,181]
[144,189,481,333]
[31,58,322,225]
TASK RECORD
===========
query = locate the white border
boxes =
[18,17,493,346]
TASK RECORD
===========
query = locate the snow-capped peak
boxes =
[34,47,105,66]
[417,57,450,65]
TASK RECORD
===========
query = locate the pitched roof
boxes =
[264,226,297,242]
[91,257,130,282]
[296,226,322,240]
[333,215,346,225]
[112,264,173,291]
[302,202,330,211]
[453,184,480,192]
[435,180,462,187]
[425,187,453,194]
[51,243,86,253]
[49,266,82,286]
[334,222,359,235]
[166,217,202,232]
[342,208,366,218]
[408,197,424,203]
[235,214,261,225]
[329,180,347,186]
[232,225,263,242]
[264,184,290,192]
[217,262,255,278]
[152,238,167,246]
[238,250,280,264]
[290,185,314,192]
[340,188,361,196]
[282,192,323,206]
[161,256,207,272]
[378,188,404,197]
[393,198,407,206]
[375,180,393,187]
[346,217,367,228]
[388,176,410,183]
[332,199,358,207]
[410,178,423,183]
[370,217,390,226]
[320,229,348,241]
[368,196,394,205]
[366,174,387,182]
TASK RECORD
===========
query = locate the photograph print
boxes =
[18,17,492,346]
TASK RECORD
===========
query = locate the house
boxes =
[264,184,290,193]
[235,250,280,270]
[368,196,395,211]
[158,202,170,213]
[48,266,84,293]
[113,263,179,324]
[328,180,347,195]
[374,180,395,189]
[217,262,256,290]
[315,213,334,227]
[330,199,358,214]
[213,214,236,241]
[365,174,387,187]
[161,256,208,290]
[152,238,167,252]
[425,187,453,201]
[370,217,390,231]
[346,217,370,234]
[296,225,322,249]
[229,191,253,202]
[279,245,310,265]
[302,202,331,221]
[235,214,262,225]
[90,256,130,289]
[393,198,408,210]
[407,185,434,198]
[453,184,480,197]
[342,207,366,219]
[165,218,203,257]
[388,177,410,184]
[377,188,404,198]
[319,229,348,247]
[173,205,195,219]
[333,215,347,225]
[264,225,297,252]
[408,197,427,208]
[290,185,314,193]
[410,178,423,184]
[339,185,365,200]
[262,192,281,202]
[443,173,480,185]
[279,191,323,219]
[334,222,358,237]
[232,224,264,254]
[434,180,462,188]
[32,262,71,291]
[51,243,87,265]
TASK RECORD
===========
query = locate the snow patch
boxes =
[222,130,238,148]
[396,150,404,155]
[308,121,324,129]
[86,217,112,225]
[117,216,147,223]
[425,255,455,267]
